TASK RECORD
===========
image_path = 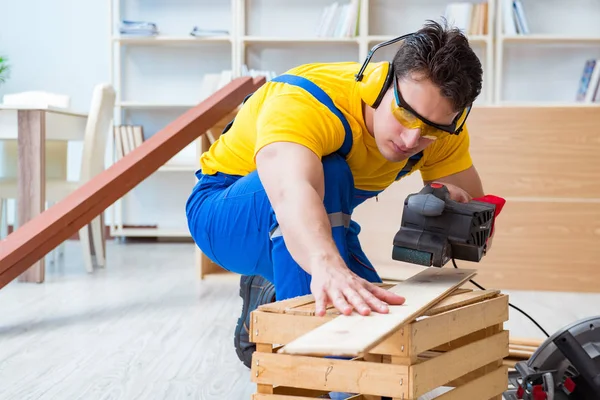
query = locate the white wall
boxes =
[0,0,109,112]
[0,0,110,226]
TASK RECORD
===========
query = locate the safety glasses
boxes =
[391,74,471,140]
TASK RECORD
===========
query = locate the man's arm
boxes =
[256,141,337,276]
[256,141,405,316]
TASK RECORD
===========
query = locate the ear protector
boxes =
[355,32,417,109]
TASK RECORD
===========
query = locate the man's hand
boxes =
[432,181,472,203]
[309,255,406,317]
[425,165,485,201]
[256,141,405,317]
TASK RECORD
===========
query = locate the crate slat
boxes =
[434,366,508,400]
[409,331,509,398]
[252,352,410,398]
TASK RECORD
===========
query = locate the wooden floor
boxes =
[1,240,599,400]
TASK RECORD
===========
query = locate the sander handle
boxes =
[406,183,460,217]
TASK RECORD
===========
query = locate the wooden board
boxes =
[0,77,265,290]
[422,289,500,316]
[278,268,477,357]
[468,106,600,199]
[459,200,600,292]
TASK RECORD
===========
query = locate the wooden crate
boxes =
[249,285,509,400]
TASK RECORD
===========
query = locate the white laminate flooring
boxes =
[0,240,599,400]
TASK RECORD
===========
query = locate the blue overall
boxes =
[185,74,421,301]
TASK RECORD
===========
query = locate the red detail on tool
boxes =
[563,377,576,393]
[532,385,547,400]
[516,385,525,399]
[472,194,506,238]
[430,183,443,189]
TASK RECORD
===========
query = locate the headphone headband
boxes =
[355,32,417,82]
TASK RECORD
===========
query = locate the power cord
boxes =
[451,258,550,338]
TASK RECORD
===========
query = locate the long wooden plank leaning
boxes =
[0,76,265,290]
[279,268,477,357]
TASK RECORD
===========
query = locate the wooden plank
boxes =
[510,337,544,347]
[409,295,508,355]
[409,331,509,398]
[251,311,411,358]
[434,366,507,400]
[431,324,503,354]
[251,352,409,399]
[422,289,500,317]
[251,311,333,344]
[258,294,315,314]
[0,77,264,290]
[279,268,477,357]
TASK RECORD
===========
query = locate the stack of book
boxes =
[501,0,529,35]
[444,1,489,36]
[576,59,600,103]
[119,20,159,36]
[190,27,229,37]
[315,0,360,38]
[114,125,144,159]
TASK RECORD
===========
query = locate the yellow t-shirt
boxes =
[199,62,473,193]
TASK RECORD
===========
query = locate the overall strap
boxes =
[396,151,424,180]
[271,74,353,158]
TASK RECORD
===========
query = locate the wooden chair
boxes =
[0,84,116,272]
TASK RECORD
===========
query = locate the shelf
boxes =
[113,35,232,45]
[117,102,198,109]
[242,36,359,44]
[501,34,600,44]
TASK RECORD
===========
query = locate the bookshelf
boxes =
[495,0,600,104]
[108,0,600,240]
[108,0,236,238]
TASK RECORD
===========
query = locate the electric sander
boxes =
[392,182,498,267]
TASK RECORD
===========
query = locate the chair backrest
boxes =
[79,84,116,182]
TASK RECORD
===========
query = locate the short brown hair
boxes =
[392,19,483,112]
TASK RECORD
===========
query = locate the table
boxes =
[0,105,88,283]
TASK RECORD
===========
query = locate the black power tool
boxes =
[392,183,497,267]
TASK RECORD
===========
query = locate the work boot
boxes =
[234,274,276,368]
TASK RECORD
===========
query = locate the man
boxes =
[186,19,486,368]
